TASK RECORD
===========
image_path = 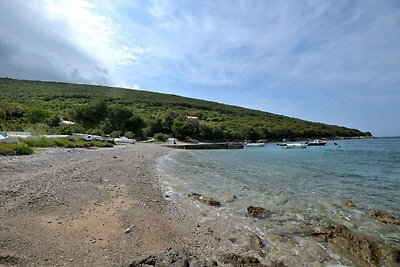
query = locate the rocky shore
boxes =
[1,144,399,266]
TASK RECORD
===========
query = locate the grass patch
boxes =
[21,137,114,148]
[1,137,113,156]
[0,143,34,155]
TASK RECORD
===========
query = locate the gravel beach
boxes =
[0,144,210,266]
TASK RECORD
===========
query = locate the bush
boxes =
[154,133,169,142]
[111,130,122,138]
[47,114,61,127]
[26,108,48,123]
[124,131,135,139]
[14,144,33,155]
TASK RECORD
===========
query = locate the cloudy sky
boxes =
[1,0,399,136]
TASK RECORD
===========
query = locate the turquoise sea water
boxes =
[157,138,400,266]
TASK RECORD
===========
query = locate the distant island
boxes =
[0,78,371,141]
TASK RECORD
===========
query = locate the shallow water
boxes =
[157,138,400,266]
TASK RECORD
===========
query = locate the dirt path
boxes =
[0,144,194,266]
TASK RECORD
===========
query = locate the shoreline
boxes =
[1,143,399,266]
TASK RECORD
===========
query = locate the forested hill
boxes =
[0,78,371,141]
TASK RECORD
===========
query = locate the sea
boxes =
[156,138,400,266]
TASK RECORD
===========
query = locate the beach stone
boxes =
[247,206,267,217]
[304,224,400,267]
[223,195,237,202]
[367,210,400,225]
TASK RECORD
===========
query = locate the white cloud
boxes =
[43,0,146,69]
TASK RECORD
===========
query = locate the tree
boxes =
[101,106,146,138]
[172,119,198,139]
[73,100,108,128]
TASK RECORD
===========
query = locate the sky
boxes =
[0,0,399,136]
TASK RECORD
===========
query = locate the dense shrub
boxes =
[14,144,33,155]
[26,108,48,123]
[154,133,169,142]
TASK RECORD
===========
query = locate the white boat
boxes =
[114,137,135,144]
[284,143,307,149]
[306,140,327,146]
[245,143,266,147]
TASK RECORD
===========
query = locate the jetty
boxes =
[164,142,244,150]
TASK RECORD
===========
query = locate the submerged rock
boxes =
[340,199,357,208]
[245,234,266,257]
[188,193,202,200]
[248,234,265,251]
[368,210,400,225]
[188,193,221,207]
[247,206,267,217]
[200,197,221,207]
[126,249,217,267]
[220,253,261,266]
[303,224,400,267]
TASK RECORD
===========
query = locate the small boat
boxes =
[284,143,307,149]
[245,143,266,148]
[276,143,287,146]
[306,140,327,146]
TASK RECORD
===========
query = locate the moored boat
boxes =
[245,143,266,147]
[284,143,307,149]
[306,140,327,146]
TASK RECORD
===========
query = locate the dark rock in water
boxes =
[188,193,221,207]
[188,193,202,200]
[368,210,400,225]
[220,253,287,267]
[220,253,262,266]
[304,224,400,267]
[127,249,217,267]
[268,261,287,267]
[247,206,267,217]
[200,197,221,207]
[340,199,357,208]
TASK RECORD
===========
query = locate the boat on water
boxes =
[284,143,307,149]
[276,142,287,146]
[306,140,327,146]
[245,143,266,148]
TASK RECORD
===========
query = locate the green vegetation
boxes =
[154,133,170,142]
[0,137,113,156]
[0,143,33,155]
[0,78,371,141]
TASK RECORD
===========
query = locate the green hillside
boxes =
[0,78,371,141]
